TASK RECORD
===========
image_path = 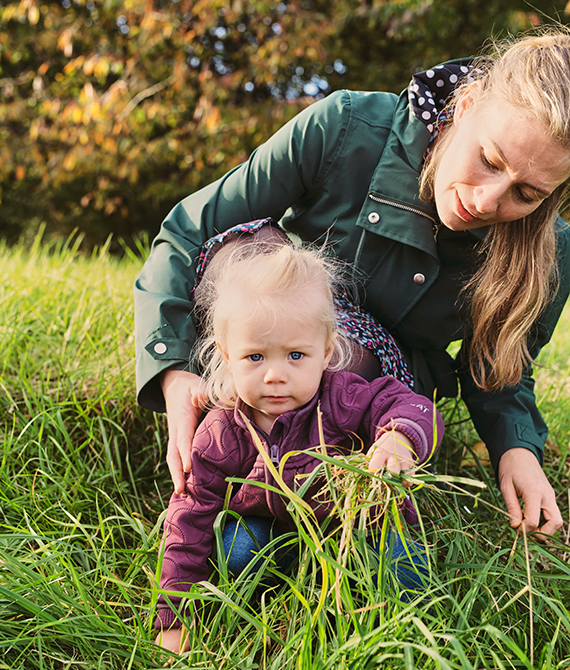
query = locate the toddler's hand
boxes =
[155,626,190,653]
[367,429,416,482]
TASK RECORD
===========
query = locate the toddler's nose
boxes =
[264,365,287,383]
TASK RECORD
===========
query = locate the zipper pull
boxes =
[270,444,280,466]
[432,221,441,243]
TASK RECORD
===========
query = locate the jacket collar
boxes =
[367,60,491,256]
[367,90,438,257]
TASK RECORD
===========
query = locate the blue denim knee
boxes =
[222,516,277,574]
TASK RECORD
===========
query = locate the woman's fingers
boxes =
[498,447,563,540]
[161,369,206,493]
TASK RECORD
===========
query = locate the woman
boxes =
[134,31,570,538]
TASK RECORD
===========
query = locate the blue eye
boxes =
[248,353,263,362]
[289,352,303,360]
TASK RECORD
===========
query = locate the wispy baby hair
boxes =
[194,240,350,408]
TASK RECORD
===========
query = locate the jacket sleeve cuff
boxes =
[154,604,188,630]
[136,327,194,413]
[491,441,542,484]
[136,362,188,414]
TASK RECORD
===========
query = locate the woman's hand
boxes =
[161,369,208,494]
[367,429,416,481]
[498,447,563,539]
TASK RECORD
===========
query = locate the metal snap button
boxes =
[368,212,380,224]
[154,342,167,354]
[413,273,426,285]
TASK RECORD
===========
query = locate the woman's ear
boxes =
[454,81,481,125]
[323,333,337,370]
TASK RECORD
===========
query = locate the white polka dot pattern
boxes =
[408,63,475,141]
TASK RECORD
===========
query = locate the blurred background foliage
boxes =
[1,0,569,249]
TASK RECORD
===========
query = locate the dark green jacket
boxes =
[134,87,570,474]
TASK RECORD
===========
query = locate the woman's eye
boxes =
[481,151,497,171]
[248,354,263,362]
[515,187,534,204]
[289,352,304,361]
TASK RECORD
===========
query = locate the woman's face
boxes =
[433,88,570,231]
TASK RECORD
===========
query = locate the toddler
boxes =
[155,241,444,652]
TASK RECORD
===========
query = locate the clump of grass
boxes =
[321,449,391,521]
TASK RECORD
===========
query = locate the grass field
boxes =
[1,232,569,669]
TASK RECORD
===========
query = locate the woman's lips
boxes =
[455,191,478,222]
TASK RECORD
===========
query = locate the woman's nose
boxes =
[473,180,508,216]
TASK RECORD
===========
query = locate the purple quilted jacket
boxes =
[156,370,444,627]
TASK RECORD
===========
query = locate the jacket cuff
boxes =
[492,443,542,485]
[136,325,193,413]
[486,422,544,476]
[136,362,189,414]
[154,605,186,630]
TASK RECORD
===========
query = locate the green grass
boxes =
[1,231,569,669]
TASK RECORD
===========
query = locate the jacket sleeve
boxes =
[156,415,243,629]
[134,91,354,412]
[457,217,570,474]
[324,371,444,465]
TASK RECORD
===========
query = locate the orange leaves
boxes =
[58,28,74,58]
[29,118,41,141]
[103,137,117,154]
[18,0,39,24]
[1,0,39,25]
[93,58,111,80]
[79,81,95,105]
[64,54,117,80]
[63,55,84,75]
[82,56,97,76]
[62,152,76,171]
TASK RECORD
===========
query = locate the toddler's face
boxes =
[219,310,335,434]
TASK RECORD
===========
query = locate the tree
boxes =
[0,0,567,246]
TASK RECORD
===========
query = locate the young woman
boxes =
[135,31,570,538]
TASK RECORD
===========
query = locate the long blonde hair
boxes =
[194,241,350,408]
[420,30,570,391]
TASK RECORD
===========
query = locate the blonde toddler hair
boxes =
[194,241,350,408]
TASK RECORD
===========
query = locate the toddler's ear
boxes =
[324,332,337,369]
[217,341,230,365]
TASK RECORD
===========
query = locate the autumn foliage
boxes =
[0,0,565,247]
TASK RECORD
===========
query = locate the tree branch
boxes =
[115,73,177,123]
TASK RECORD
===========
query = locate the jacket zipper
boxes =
[270,443,280,466]
[368,193,437,226]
